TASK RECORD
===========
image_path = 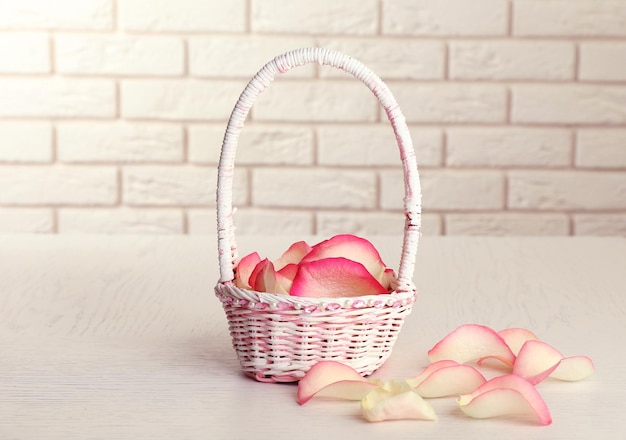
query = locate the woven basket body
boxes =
[215,48,422,383]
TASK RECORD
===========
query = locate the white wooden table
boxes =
[1,235,624,439]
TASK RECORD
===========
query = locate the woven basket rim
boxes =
[216,280,416,309]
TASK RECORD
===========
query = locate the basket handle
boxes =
[217,48,421,292]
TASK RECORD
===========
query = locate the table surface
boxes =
[1,234,625,439]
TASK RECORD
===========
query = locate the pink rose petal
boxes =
[361,381,438,422]
[290,257,389,298]
[407,360,460,388]
[550,356,595,381]
[278,263,298,281]
[234,252,261,289]
[380,268,398,291]
[428,324,516,367]
[249,259,287,294]
[513,340,563,385]
[458,375,552,425]
[498,328,540,356]
[413,365,487,398]
[275,241,312,271]
[297,361,375,405]
[302,234,386,280]
[276,263,298,294]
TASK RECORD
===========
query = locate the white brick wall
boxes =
[0,0,623,236]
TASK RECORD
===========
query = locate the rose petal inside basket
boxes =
[291,257,389,298]
[301,234,387,280]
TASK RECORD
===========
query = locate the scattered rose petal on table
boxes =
[428,324,516,367]
[361,381,437,422]
[550,356,595,381]
[406,359,459,388]
[498,328,540,356]
[291,257,389,298]
[297,361,376,405]
[457,375,552,426]
[412,364,487,398]
[513,340,563,385]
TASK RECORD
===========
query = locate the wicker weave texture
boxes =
[215,48,422,382]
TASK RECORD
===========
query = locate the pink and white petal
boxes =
[302,234,386,280]
[298,361,372,405]
[550,356,595,382]
[428,324,516,367]
[414,365,487,398]
[407,360,460,388]
[458,375,552,425]
[513,340,563,385]
[234,252,261,289]
[379,268,398,292]
[498,328,540,356]
[275,241,312,270]
[276,264,298,294]
[278,263,298,281]
[290,257,389,298]
[249,259,279,293]
[302,380,378,405]
[361,381,437,422]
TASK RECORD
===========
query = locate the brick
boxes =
[380,169,504,211]
[189,36,315,78]
[0,166,117,205]
[56,35,184,76]
[512,85,626,125]
[449,41,574,80]
[0,208,53,233]
[58,208,183,234]
[120,80,244,121]
[514,0,626,36]
[251,0,378,34]
[508,170,626,210]
[119,0,245,32]
[123,166,247,207]
[253,81,378,122]
[252,168,376,209]
[383,0,508,36]
[446,128,572,167]
[188,124,313,165]
[318,39,445,80]
[445,213,570,236]
[237,208,313,235]
[57,123,184,163]
[0,33,49,73]
[574,214,626,236]
[188,208,313,235]
[0,79,115,118]
[0,122,52,163]
[390,83,507,123]
[0,0,112,30]
[318,125,442,167]
[579,42,626,82]
[317,211,442,236]
[576,130,626,169]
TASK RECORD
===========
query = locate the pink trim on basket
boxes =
[215,286,416,311]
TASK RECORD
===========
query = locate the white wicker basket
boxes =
[215,48,422,383]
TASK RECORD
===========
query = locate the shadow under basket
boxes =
[214,48,422,383]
